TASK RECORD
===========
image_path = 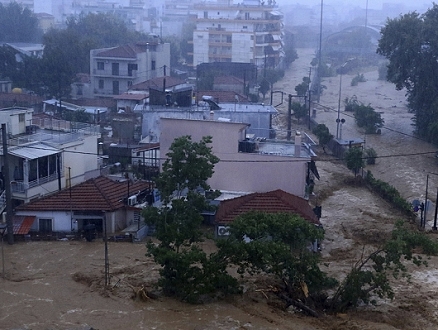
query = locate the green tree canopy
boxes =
[291,101,307,123]
[344,146,364,176]
[312,123,333,147]
[295,76,310,97]
[353,103,384,134]
[331,221,438,312]
[0,2,41,42]
[144,136,238,302]
[377,5,438,143]
[217,211,334,293]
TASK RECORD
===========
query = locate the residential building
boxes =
[214,189,320,238]
[90,41,170,98]
[42,99,108,124]
[139,100,277,141]
[35,12,55,33]
[191,0,284,68]
[0,109,100,205]
[114,92,149,113]
[15,176,152,236]
[160,117,318,198]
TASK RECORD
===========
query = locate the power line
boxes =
[3,140,437,164]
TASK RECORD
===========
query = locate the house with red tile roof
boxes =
[215,189,319,223]
[213,190,321,247]
[15,176,152,235]
[90,41,170,98]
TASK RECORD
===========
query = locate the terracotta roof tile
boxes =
[215,189,320,225]
[96,44,139,58]
[16,176,151,212]
[130,76,185,91]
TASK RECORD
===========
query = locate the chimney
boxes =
[294,131,301,157]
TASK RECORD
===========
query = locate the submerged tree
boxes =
[345,146,364,177]
[331,221,438,312]
[216,211,337,315]
[312,123,333,150]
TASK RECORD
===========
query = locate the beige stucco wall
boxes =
[160,118,309,197]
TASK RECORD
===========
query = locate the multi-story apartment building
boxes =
[90,41,170,98]
[191,0,284,68]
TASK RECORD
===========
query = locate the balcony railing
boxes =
[11,171,64,193]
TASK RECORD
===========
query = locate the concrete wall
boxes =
[160,118,308,197]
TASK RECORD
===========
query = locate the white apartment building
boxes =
[192,0,284,68]
[90,41,170,98]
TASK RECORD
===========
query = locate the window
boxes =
[98,79,104,89]
[29,159,37,181]
[19,113,25,122]
[128,63,138,77]
[39,218,52,233]
[128,81,133,88]
[226,35,232,43]
[113,80,119,95]
[112,62,119,76]
[49,154,57,176]
[243,25,248,29]
[245,12,250,20]
[204,11,208,19]
[97,61,104,70]
[151,60,156,70]
[38,156,48,178]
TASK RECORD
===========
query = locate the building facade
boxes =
[90,41,170,98]
[160,117,317,198]
[191,0,284,68]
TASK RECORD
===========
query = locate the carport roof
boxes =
[9,143,59,160]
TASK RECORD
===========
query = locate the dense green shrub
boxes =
[364,147,377,165]
[351,73,366,86]
[365,171,414,216]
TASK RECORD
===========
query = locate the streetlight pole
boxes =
[336,60,353,139]
[317,0,323,103]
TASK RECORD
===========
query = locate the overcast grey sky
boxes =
[277,0,434,11]
[33,0,435,15]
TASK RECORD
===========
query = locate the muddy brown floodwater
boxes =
[2,49,438,330]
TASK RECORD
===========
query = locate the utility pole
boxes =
[287,94,292,141]
[308,67,312,130]
[2,124,13,245]
[317,0,323,103]
[103,211,109,287]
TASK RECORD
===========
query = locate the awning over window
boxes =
[9,143,60,160]
[272,34,281,41]
[271,45,281,51]
[13,215,36,235]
